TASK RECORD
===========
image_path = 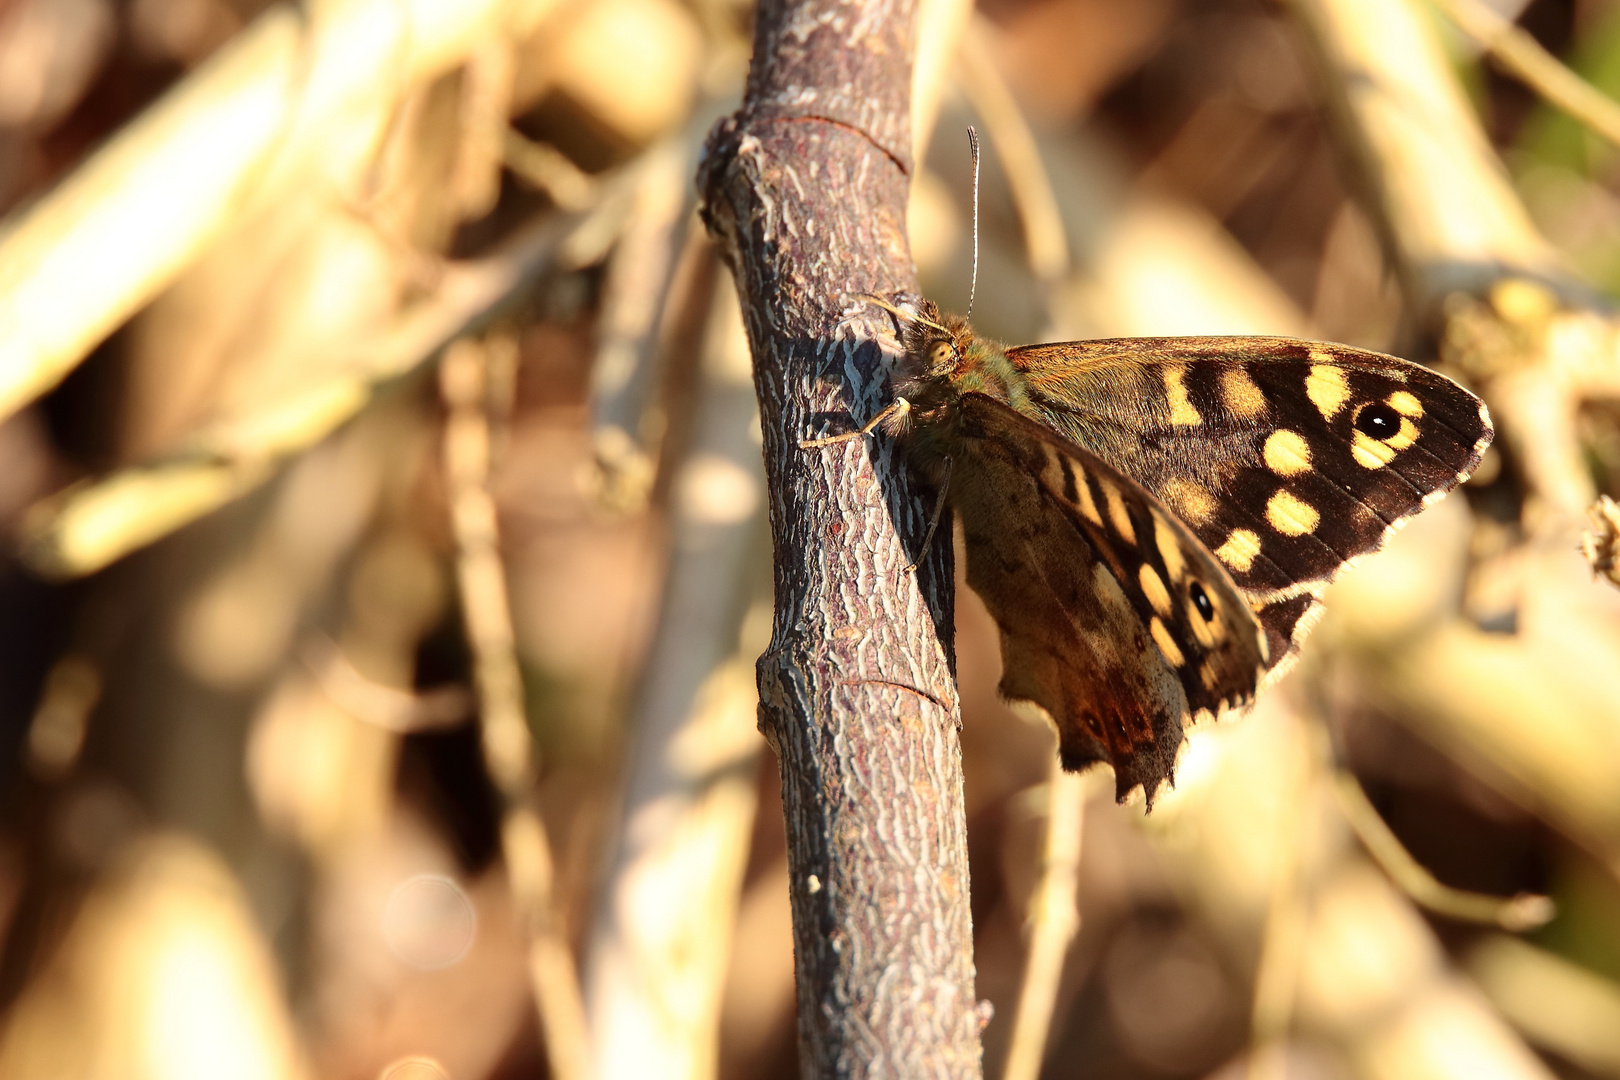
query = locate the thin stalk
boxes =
[440,335,590,1080]
[1000,764,1086,1080]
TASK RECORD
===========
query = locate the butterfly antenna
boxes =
[966,126,981,322]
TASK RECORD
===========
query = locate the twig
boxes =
[1288,0,1564,312]
[21,185,635,578]
[1332,770,1555,931]
[698,0,983,1072]
[1248,712,1310,1080]
[0,0,564,427]
[25,655,101,781]
[440,335,589,1080]
[302,638,473,734]
[1468,934,1620,1077]
[1000,764,1086,1080]
[451,42,515,221]
[583,280,772,1080]
[504,130,599,211]
[587,138,698,514]
[1429,0,1620,151]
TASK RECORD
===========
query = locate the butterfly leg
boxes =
[904,455,952,574]
[850,292,948,333]
[799,397,911,449]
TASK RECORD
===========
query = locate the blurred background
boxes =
[1,0,1619,1078]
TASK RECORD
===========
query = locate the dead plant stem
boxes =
[1000,764,1086,1080]
[1429,0,1620,151]
[440,334,590,1080]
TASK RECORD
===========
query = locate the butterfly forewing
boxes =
[1006,337,1492,670]
[947,393,1267,802]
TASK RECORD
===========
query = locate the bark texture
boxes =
[698,0,982,1076]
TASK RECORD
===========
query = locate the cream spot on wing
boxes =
[1072,460,1103,526]
[1244,580,1330,607]
[1220,366,1266,419]
[1160,480,1216,526]
[1266,490,1319,536]
[1388,390,1423,417]
[1150,618,1185,667]
[1101,480,1136,545]
[1387,417,1419,451]
[1262,430,1312,476]
[1352,432,1395,469]
[1305,364,1350,419]
[1164,365,1203,426]
[1139,564,1173,616]
[1214,528,1262,572]
[1199,660,1218,691]
[1040,444,1066,492]
[1153,514,1185,581]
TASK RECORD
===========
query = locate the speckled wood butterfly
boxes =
[806,302,1492,804]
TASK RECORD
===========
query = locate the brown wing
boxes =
[1004,336,1493,674]
[945,393,1268,804]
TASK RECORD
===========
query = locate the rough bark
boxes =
[697,0,983,1076]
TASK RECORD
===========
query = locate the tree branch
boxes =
[698,0,982,1075]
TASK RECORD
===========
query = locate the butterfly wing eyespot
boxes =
[1353,402,1401,437]
[1189,580,1214,622]
[940,393,1267,806]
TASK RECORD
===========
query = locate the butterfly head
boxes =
[900,306,1032,417]
[852,293,1024,416]
[908,310,975,377]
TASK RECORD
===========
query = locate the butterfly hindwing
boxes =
[945,393,1268,802]
[1006,337,1492,670]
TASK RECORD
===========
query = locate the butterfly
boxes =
[805,297,1493,805]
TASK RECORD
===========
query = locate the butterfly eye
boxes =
[1354,402,1402,439]
[929,341,955,368]
[1189,580,1214,622]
